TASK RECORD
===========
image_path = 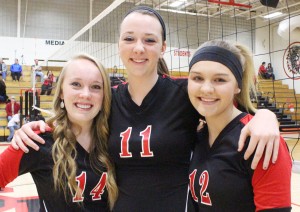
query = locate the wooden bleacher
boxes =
[0,65,61,141]
[169,71,188,77]
[2,67,298,140]
[256,79,300,131]
[106,69,189,79]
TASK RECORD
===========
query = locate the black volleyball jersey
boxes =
[108,75,199,212]
[0,132,110,212]
[188,113,292,212]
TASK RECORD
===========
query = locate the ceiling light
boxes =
[170,0,186,8]
[263,12,282,19]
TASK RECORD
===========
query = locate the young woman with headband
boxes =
[188,40,291,211]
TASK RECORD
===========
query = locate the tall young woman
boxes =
[0,54,118,211]
[188,40,291,211]
[11,7,280,212]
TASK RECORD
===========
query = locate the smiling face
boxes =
[119,12,166,78]
[188,61,240,121]
[10,98,16,104]
[60,58,104,127]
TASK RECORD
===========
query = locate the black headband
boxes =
[125,6,166,41]
[189,46,243,89]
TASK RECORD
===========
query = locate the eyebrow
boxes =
[69,77,103,83]
[214,73,229,77]
[122,31,157,37]
[190,71,230,77]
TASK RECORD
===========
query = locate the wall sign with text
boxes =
[174,49,191,57]
[45,40,65,45]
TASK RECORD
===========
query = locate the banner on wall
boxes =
[174,49,191,57]
[283,42,300,80]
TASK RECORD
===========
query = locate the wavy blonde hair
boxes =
[198,40,257,114]
[47,53,118,209]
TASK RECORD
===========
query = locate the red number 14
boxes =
[73,172,107,202]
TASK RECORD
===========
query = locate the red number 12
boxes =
[189,169,212,206]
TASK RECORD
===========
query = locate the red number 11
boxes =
[119,126,154,158]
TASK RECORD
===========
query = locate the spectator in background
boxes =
[0,79,8,103]
[10,59,22,82]
[266,62,275,80]
[34,112,45,122]
[32,59,44,83]
[5,96,20,122]
[258,61,268,79]
[0,58,7,81]
[111,65,123,78]
[41,70,54,95]
[109,65,125,87]
[7,113,20,142]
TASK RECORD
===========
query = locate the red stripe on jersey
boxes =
[239,113,253,124]
[239,113,291,210]
[0,145,25,187]
[0,128,52,187]
[252,137,292,211]
[33,126,53,135]
[112,82,128,89]
[169,76,188,79]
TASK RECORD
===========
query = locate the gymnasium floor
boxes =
[0,141,300,211]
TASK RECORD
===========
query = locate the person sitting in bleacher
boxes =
[109,65,125,86]
[7,113,20,142]
[10,59,22,82]
[0,58,7,81]
[266,63,275,80]
[258,61,268,79]
[5,96,20,122]
[32,59,45,83]
[41,70,54,95]
[0,79,8,103]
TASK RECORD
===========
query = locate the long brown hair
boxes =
[47,53,118,209]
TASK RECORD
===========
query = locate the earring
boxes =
[60,100,65,109]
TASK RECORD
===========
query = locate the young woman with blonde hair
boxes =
[0,53,118,211]
[188,40,291,211]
